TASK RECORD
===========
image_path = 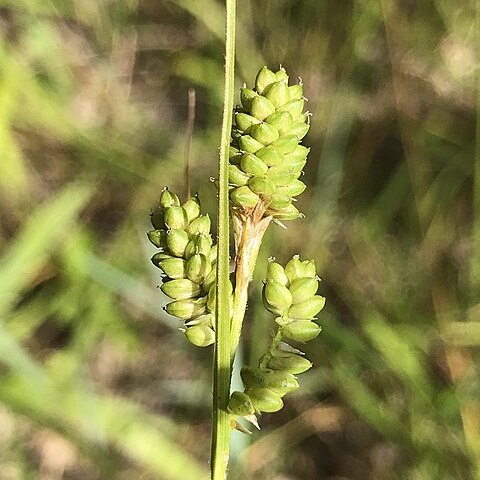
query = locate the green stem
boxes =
[211,0,236,479]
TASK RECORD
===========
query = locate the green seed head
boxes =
[260,370,299,395]
[185,324,215,347]
[273,204,301,221]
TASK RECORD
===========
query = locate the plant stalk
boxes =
[211,0,236,478]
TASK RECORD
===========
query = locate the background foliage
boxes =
[0,0,479,479]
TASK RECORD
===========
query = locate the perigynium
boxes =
[147,65,324,477]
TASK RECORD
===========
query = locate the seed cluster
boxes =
[228,256,325,416]
[229,66,310,219]
[147,188,223,347]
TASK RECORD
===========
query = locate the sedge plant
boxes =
[146,4,325,478]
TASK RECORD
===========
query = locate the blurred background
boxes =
[0,0,479,479]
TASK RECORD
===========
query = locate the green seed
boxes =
[245,388,283,413]
[166,229,189,257]
[164,206,188,230]
[271,135,298,154]
[266,165,295,186]
[255,66,277,94]
[289,278,318,304]
[185,324,215,347]
[273,203,301,220]
[228,391,255,416]
[277,98,305,122]
[264,280,293,313]
[255,145,285,166]
[261,370,299,395]
[265,111,293,135]
[250,122,280,145]
[284,145,310,163]
[240,153,269,176]
[151,252,173,268]
[235,112,261,132]
[158,257,187,279]
[165,297,207,320]
[159,188,180,208]
[275,67,289,83]
[267,194,292,210]
[268,354,313,374]
[187,214,211,236]
[299,259,316,278]
[240,87,258,110]
[182,195,201,223]
[282,320,321,342]
[229,164,251,186]
[288,84,303,100]
[263,81,290,108]
[285,256,303,283]
[194,234,213,256]
[288,296,326,319]
[186,253,211,284]
[250,95,276,121]
[161,278,201,300]
[230,186,260,208]
[248,176,276,196]
[239,135,264,153]
[290,122,310,140]
[266,261,289,286]
[147,229,167,248]
[277,180,307,197]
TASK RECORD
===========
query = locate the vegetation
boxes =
[0,1,479,479]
